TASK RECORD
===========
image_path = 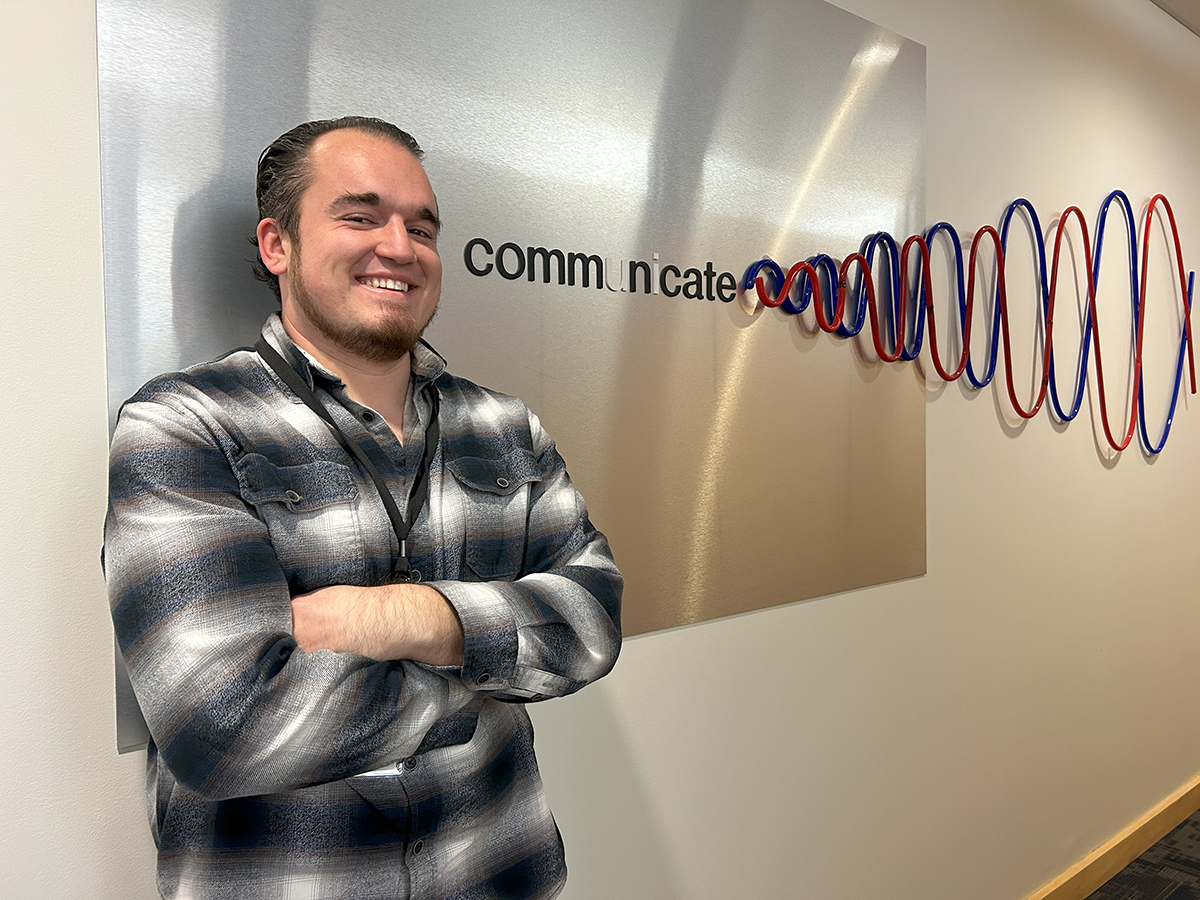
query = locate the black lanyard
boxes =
[255,337,440,581]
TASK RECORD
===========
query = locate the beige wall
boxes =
[1,0,1195,898]
[0,1,154,897]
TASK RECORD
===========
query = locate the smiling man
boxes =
[105,117,622,900]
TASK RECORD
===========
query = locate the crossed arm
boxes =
[107,388,620,799]
[290,582,464,666]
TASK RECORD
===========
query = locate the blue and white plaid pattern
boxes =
[106,315,622,900]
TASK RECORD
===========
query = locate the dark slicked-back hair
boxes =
[251,116,424,298]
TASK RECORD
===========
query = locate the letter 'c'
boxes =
[660,264,682,298]
[464,238,494,276]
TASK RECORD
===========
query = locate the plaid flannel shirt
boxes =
[105,315,622,900]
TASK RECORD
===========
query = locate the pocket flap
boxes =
[233,454,358,512]
[445,452,541,496]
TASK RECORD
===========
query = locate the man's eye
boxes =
[409,227,434,240]
[344,215,372,224]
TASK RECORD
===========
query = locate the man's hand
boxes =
[291,583,465,666]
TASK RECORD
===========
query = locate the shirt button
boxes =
[411,839,424,855]
[403,755,418,770]
[361,410,376,422]
[476,673,491,685]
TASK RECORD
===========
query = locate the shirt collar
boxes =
[410,339,447,387]
[260,313,447,389]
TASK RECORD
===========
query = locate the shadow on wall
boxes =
[116,0,319,751]
[171,190,277,359]
[170,0,319,366]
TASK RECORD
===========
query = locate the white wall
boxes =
[1,1,1194,899]
[0,1,155,897]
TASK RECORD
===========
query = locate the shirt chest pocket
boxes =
[445,454,541,581]
[232,453,364,585]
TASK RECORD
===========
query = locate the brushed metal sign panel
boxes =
[99,0,925,720]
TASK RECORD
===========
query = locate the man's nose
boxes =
[376,218,417,263]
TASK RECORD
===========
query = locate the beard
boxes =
[289,248,438,364]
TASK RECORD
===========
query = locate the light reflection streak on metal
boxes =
[677,33,906,615]
[767,31,902,261]
[682,323,756,612]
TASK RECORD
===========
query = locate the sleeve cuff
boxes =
[427,579,518,691]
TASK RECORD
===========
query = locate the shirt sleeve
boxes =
[428,410,623,701]
[106,396,475,802]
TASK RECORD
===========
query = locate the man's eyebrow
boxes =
[327,192,381,212]
[414,206,442,233]
[327,193,441,233]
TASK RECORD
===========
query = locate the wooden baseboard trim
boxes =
[1024,775,1200,900]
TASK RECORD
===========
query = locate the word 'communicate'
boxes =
[463,237,739,302]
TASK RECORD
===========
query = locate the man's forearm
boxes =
[292,582,465,666]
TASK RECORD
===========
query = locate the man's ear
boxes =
[256,218,291,276]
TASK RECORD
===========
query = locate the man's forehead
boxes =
[306,128,435,205]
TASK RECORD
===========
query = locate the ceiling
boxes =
[1148,0,1200,36]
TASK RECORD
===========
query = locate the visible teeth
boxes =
[364,277,410,291]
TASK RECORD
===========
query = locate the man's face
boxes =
[278,128,442,364]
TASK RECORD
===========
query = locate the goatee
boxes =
[289,261,436,363]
